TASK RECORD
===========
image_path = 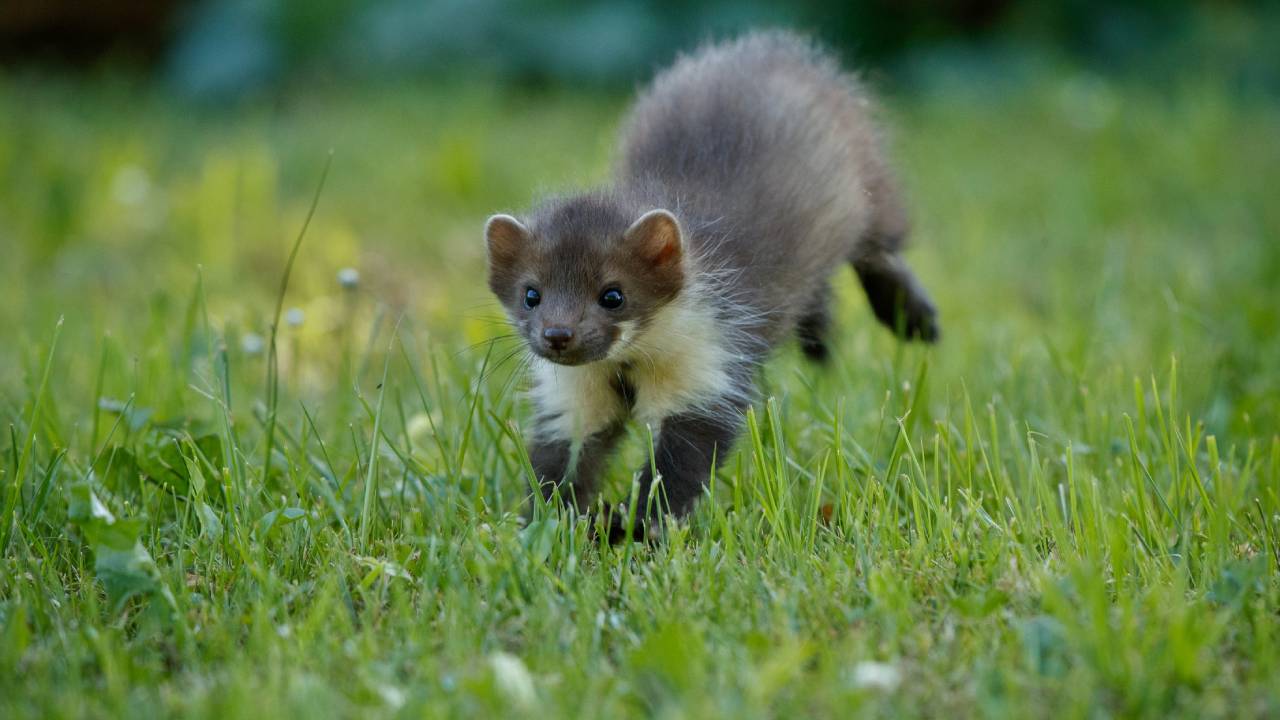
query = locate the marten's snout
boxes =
[541,326,575,352]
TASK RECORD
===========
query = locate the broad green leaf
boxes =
[257,507,308,539]
[95,541,162,612]
[196,501,223,540]
[97,398,153,431]
[67,481,165,612]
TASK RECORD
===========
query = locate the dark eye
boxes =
[599,288,624,310]
[524,287,541,309]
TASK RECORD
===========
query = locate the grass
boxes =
[1,62,1278,718]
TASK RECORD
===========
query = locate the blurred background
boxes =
[3,1,1279,95]
[1,0,1277,437]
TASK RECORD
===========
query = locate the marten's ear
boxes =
[624,209,683,269]
[485,214,530,268]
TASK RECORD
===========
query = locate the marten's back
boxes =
[618,31,903,334]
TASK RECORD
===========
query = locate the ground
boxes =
[1,64,1278,718]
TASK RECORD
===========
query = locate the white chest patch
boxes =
[528,294,738,442]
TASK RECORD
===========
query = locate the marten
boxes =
[484,30,938,542]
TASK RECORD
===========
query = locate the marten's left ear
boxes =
[485,214,531,268]
[624,209,683,269]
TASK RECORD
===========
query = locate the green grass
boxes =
[1,65,1279,718]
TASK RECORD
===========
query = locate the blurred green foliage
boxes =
[156,0,1280,97]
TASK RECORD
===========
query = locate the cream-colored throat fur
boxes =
[529,293,736,443]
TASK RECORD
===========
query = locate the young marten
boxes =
[485,31,938,542]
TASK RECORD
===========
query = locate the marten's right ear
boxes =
[623,209,683,270]
[485,214,530,268]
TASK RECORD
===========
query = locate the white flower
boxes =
[285,308,305,327]
[488,652,535,709]
[240,332,265,355]
[337,267,360,290]
[375,682,406,710]
[406,412,436,443]
[850,661,901,692]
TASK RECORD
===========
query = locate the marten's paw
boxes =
[592,507,660,545]
[901,293,940,343]
[796,301,832,362]
[867,283,940,343]
[799,335,830,362]
[854,254,940,343]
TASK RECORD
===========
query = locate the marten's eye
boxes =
[599,288,625,310]
[524,287,541,309]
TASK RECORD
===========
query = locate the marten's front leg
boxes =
[528,423,625,513]
[607,405,744,543]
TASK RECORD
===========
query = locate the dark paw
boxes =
[592,507,655,545]
[903,298,940,343]
[874,290,939,343]
[854,255,940,344]
[796,307,831,363]
[799,336,830,362]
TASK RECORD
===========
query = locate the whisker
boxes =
[453,334,522,358]
[478,344,533,384]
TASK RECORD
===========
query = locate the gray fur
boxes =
[616,30,935,344]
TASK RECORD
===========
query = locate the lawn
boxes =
[1,62,1278,718]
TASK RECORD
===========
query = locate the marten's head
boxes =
[485,193,685,366]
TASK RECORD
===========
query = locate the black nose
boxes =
[542,326,575,351]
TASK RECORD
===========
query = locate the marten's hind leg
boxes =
[852,177,940,342]
[796,289,832,362]
[852,250,939,342]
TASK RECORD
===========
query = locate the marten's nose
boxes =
[542,326,575,351]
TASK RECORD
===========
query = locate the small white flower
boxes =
[406,412,436,442]
[488,652,535,709]
[850,661,901,692]
[285,308,305,327]
[337,267,360,290]
[241,332,265,355]
[376,683,406,710]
